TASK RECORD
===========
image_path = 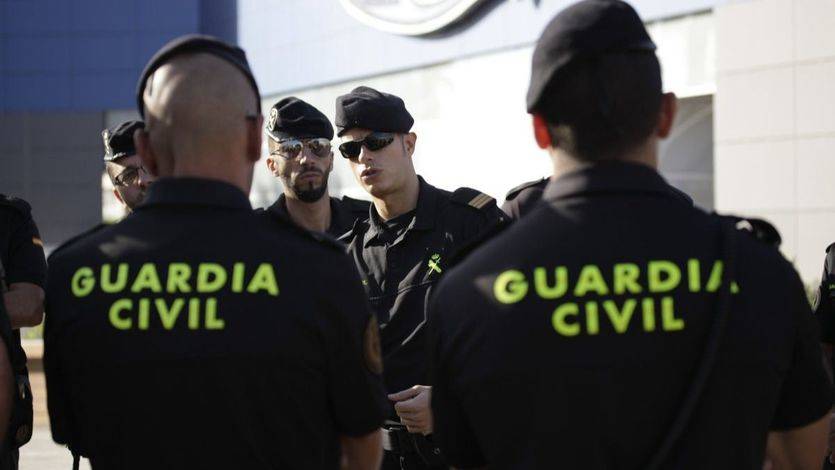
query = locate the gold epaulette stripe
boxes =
[468,193,493,209]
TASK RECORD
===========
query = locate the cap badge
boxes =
[102,130,112,156]
[268,107,278,131]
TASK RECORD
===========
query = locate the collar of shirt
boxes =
[269,193,348,234]
[267,194,291,222]
[139,177,252,211]
[543,161,684,203]
[363,175,439,248]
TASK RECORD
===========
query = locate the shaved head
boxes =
[136,52,263,191]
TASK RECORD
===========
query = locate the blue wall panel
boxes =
[0,0,211,111]
[5,73,72,109]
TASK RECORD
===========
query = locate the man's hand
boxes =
[389,385,433,435]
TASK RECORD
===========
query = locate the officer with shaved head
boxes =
[44,36,385,470]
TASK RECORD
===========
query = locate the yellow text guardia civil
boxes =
[492,259,739,337]
[69,262,280,331]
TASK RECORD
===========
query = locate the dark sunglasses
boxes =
[338,132,395,159]
[270,138,332,160]
[113,165,149,187]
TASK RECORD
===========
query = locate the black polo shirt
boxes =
[256,194,370,238]
[342,176,506,413]
[45,178,385,470]
[429,162,832,469]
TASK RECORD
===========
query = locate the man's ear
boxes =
[656,92,677,139]
[246,115,264,163]
[532,114,553,150]
[265,156,279,176]
[134,128,158,176]
[403,132,417,157]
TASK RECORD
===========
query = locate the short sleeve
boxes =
[5,210,47,287]
[771,268,834,430]
[323,256,386,436]
[815,249,835,343]
[427,284,487,467]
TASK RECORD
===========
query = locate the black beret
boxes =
[102,120,144,162]
[334,86,414,137]
[136,34,261,119]
[266,97,334,141]
[527,0,656,113]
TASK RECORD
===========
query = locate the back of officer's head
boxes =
[527,0,672,163]
[135,39,262,190]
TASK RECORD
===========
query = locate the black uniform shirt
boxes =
[428,162,832,469]
[501,178,548,220]
[256,193,370,238]
[44,178,385,470]
[0,195,47,287]
[342,176,505,412]
[815,243,835,346]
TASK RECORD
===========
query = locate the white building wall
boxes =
[253,12,717,210]
[715,0,835,284]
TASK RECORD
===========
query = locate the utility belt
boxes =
[382,421,445,467]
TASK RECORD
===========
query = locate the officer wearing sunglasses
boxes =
[335,86,507,470]
[257,97,369,237]
[102,120,155,211]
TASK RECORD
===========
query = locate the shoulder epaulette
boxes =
[48,223,108,260]
[451,187,496,211]
[340,195,371,215]
[504,178,548,202]
[0,194,32,216]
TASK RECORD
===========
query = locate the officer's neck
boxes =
[373,175,420,221]
[169,159,253,195]
[285,193,331,233]
[550,141,658,179]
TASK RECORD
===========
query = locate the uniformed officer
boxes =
[335,86,506,469]
[814,242,835,464]
[44,35,385,470]
[256,97,369,236]
[103,120,155,211]
[0,195,45,468]
[427,1,832,469]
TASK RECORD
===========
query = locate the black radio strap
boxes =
[645,217,738,470]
